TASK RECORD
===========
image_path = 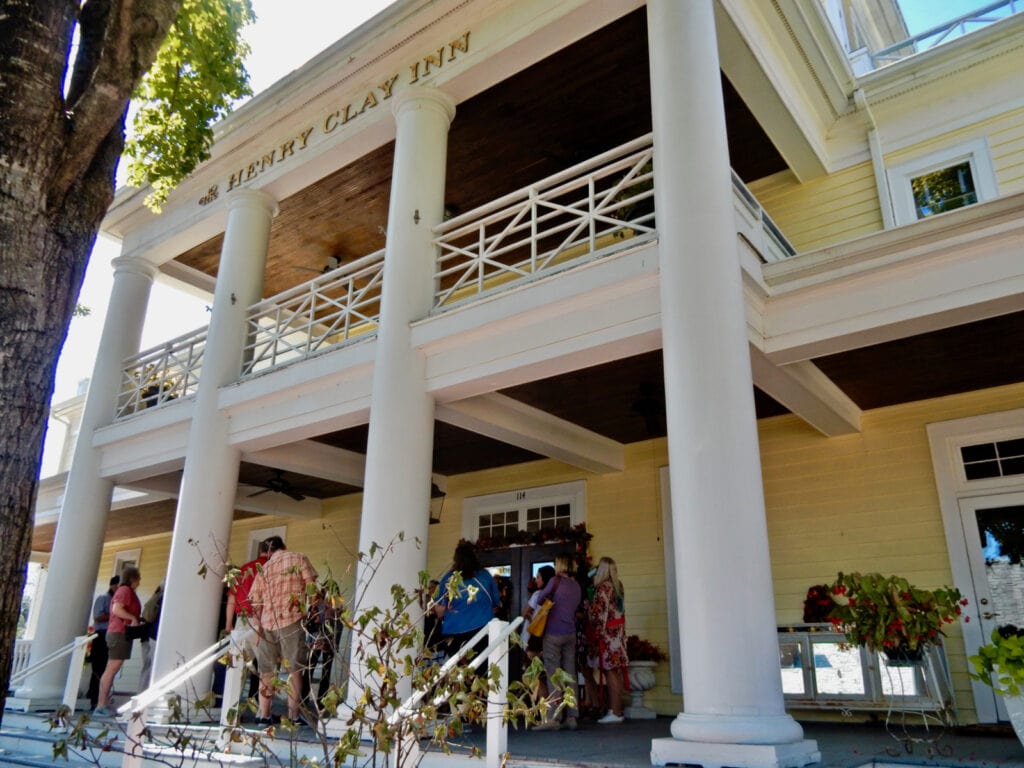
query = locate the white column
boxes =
[18,257,156,701]
[357,87,455,614]
[151,189,277,691]
[647,2,818,767]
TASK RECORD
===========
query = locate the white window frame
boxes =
[927,407,1024,723]
[887,138,998,225]
[246,525,286,561]
[461,481,585,541]
[112,548,141,579]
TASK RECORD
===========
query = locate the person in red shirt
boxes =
[225,539,271,702]
[225,539,271,634]
[94,566,142,716]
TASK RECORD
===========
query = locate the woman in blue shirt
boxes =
[435,542,501,658]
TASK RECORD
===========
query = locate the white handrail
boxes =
[389,617,521,768]
[117,637,230,717]
[9,633,95,688]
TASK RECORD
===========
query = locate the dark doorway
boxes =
[477,542,565,681]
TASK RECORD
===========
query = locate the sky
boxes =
[39,0,1010,472]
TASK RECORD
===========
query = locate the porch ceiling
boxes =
[172,9,786,299]
[30,500,261,553]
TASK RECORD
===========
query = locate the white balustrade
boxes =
[116,326,208,418]
[114,141,794,409]
[433,135,657,310]
[241,248,385,377]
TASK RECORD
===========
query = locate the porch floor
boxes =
[451,716,1024,768]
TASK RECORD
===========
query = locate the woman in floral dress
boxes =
[588,556,627,723]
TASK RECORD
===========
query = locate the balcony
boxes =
[115,136,793,422]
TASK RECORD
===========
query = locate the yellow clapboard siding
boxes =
[748,162,884,253]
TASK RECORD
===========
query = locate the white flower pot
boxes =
[1002,693,1024,747]
[624,660,658,720]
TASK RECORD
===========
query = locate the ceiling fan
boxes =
[294,254,341,275]
[247,469,307,502]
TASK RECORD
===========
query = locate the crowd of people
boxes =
[432,542,630,730]
[87,537,631,732]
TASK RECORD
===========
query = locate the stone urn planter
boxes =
[624,660,658,720]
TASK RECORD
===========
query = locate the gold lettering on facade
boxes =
[208,31,470,203]
[359,91,378,114]
[198,185,219,205]
[422,48,445,76]
[379,74,399,99]
[448,31,470,60]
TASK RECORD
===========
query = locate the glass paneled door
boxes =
[959,493,1024,720]
[477,543,564,683]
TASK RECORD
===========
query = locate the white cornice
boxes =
[763,191,1024,292]
[856,11,1024,105]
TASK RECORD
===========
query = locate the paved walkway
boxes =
[451,716,1024,768]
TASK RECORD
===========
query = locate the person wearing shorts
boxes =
[248,536,318,726]
[94,566,142,716]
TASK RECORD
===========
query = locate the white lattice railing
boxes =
[116,326,208,419]
[433,134,657,310]
[241,249,385,377]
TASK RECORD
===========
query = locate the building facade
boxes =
[20,1,1024,766]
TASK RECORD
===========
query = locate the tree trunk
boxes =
[0,124,124,722]
[0,0,182,723]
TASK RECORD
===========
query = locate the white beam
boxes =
[244,439,365,487]
[438,393,624,474]
[749,347,861,437]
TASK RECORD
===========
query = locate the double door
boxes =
[477,543,565,679]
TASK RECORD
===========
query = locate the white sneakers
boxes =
[597,710,624,724]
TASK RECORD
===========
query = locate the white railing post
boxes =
[219,643,246,730]
[62,635,92,713]
[121,710,146,768]
[486,619,508,768]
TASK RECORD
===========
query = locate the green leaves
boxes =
[124,0,255,209]
[826,572,965,653]
[971,627,1024,696]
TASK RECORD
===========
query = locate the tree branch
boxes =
[48,0,182,208]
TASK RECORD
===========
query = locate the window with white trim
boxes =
[888,138,998,225]
[462,481,585,541]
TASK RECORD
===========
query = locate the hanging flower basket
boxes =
[824,572,967,655]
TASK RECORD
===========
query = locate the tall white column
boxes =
[357,87,455,613]
[151,189,277,690]
[647,2,818,767]
[19,257,156,701]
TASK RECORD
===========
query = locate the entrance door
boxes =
[959,492,1024,720]
[477,543,564,681]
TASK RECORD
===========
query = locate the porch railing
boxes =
[240,248,385,378]
[115,140,794,408]
[116,326,207,419]
[869,0,1021,69]
[6,633,95,714]
[12,638,32,680]
[433,135,657,310]
[390,616,521,768]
